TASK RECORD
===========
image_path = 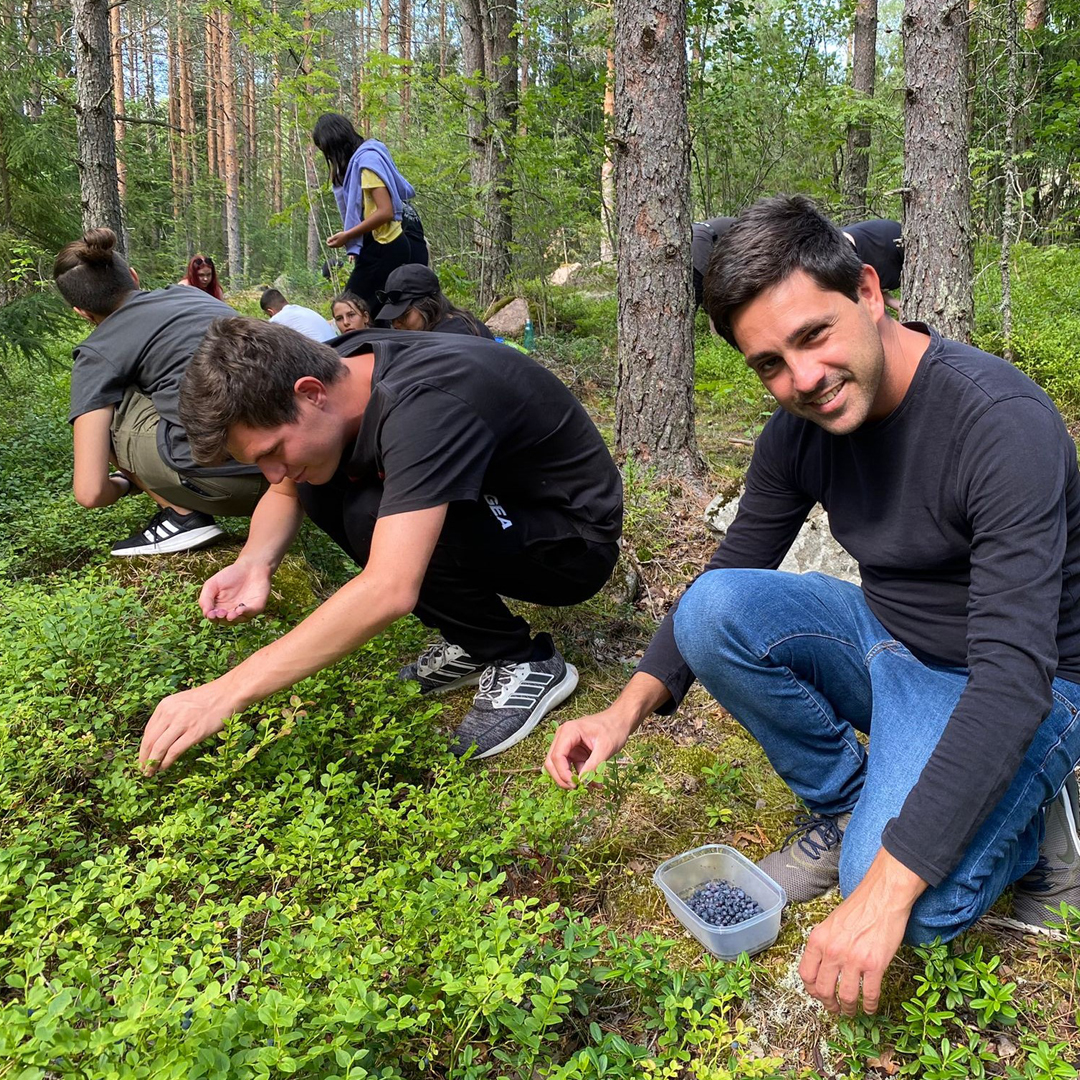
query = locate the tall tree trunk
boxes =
[612,0,700,476]
[73,0,125,252]
[218,7,241,283]
[842,0,877,217]
[459,0,517,305]
[599,46,615,263]
[177,0,196,214]
[205,11,218,182]
[379,0,389,140]
[1000,0,1019,361]
[167,4,181,220]
[439,0,447,77]
[399,0,411,138]
[305,143,320,271]
[109,0,125,200]
[901,0,973,341]
[24,0,42,117]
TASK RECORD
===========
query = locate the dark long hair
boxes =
[404,294,490,337]
[53,228,137,317]
[183,254,224,300]
[312,113,365,188]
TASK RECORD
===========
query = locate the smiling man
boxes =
[138,321,621,774]
[547,195,1080,1015]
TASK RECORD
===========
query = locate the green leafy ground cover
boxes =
[3,251,1080,1078]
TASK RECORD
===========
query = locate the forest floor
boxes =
[2,283,1080,1078]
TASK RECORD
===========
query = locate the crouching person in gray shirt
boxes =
[54,228,268,556]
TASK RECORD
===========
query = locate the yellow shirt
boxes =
[361,169,403,244]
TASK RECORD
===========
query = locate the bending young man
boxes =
[139,324,622,773]
[548,195,1080,1015]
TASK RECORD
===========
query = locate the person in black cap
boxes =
[693,215,904,313]
[376,264,495,338]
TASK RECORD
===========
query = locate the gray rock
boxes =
[486,298,529,336]
[704,489,861,585]
[549,262,582,286]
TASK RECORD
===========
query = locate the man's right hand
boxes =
[199,560,273,623]
[544,709,633,788]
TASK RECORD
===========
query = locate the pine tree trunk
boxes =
[218,7,242,283]
[842,0,877,217]
[399,0,411,137]
[205,11,218,182]
[109,0,125,200]
[24,0,42,118]
[599,46,615,263]
[73,0,125,252]
[1000,0,1019,361]
[901,0,973,341]
[167,5,181,220]
[459,0,516,306]
[379,0,389,140]
[613,0,700,476]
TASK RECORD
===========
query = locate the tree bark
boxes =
[108,0,125,200]
[842,0,877,217]
[73,0,125,252]
[613,0,700,476]
[1000,0,1019,361]
[599,46,615,263]
[459,0,517,306]
[218,6,242,283]
[901,0,973,341]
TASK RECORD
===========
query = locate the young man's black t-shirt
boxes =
[300,330,622,549]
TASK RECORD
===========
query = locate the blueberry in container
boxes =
[653,843,786,959]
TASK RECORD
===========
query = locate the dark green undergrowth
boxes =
[4,257,1080,1079]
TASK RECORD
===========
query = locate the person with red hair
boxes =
[178,254,224,300]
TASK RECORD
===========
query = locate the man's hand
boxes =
[799,848,927,1015]
[199,561,273,623]
[326,232,347,249]
[544,709,634,788]
[139,680,245,776]
[545,672,672,789]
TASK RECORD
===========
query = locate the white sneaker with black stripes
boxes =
[110,508,223,557]
[449,634,579,759]
[399,640,488,694]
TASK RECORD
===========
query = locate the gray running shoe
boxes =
[399,640,487,695]
[757,811,852,903]
[1013,772,1080,927]
[449,636,578,760]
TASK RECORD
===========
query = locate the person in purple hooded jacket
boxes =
[313,113,417,312]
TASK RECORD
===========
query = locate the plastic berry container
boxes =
[653,843,786,959]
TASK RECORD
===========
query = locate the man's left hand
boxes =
[138,681,243,776]
[798,848,927,1015]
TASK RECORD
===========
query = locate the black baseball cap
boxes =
[374,264,441,321]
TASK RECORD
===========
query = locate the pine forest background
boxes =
[0,0,1078,349]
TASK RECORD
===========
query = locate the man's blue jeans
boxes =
[672,569,1080,944]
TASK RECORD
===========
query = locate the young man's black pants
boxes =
[299,484,620,664]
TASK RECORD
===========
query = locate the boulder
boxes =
[549,262,582,286]
[487,297,530,337]
[704,489,861,584]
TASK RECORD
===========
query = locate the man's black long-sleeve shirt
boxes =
[639,326,1080,886]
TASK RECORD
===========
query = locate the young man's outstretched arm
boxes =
[138,502,447,775]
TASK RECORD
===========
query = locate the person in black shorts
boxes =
[137,323,622,774]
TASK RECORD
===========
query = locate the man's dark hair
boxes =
[703,195,865,350]
[53,228,137,317]
[260,287,287,314]
[180,318,349,466]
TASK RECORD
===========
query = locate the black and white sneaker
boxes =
[399,640,487,695]
[449,635,579,759]
[111,508,223,557]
